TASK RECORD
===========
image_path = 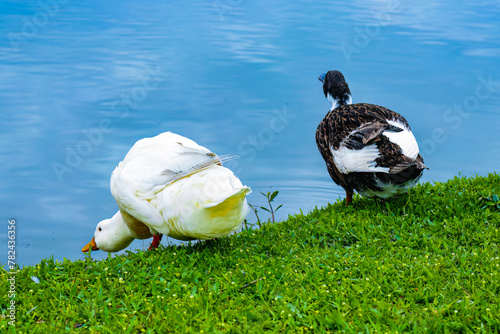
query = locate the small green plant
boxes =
[248,190,282,226]
[247,203,262,228]
[259,190,282,224]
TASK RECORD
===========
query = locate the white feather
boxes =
[384,120,419,159]
[331,144,390,174]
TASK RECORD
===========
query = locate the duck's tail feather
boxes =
[205,186,252,208]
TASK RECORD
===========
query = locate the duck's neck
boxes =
[328,93,352,111]
[110,212,136,241]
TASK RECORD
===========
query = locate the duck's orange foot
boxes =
[149,234,163,250]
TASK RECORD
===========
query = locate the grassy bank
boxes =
[1,174,500,333]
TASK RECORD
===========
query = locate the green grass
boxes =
[2,173,500,333]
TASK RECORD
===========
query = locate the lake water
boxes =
[2,0,499,267]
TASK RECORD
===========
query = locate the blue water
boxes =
[1,0,499,267]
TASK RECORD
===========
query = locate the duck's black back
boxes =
[316,103,410,150]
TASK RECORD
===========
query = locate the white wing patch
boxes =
[331,144,390,174]
[383,120,419,160]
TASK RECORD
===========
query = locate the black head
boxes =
[318,70,352,108]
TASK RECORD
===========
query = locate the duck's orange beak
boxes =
[82,236,99,252]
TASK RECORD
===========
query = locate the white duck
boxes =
[82,132,251,253]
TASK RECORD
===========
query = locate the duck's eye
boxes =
[98,227,102,232]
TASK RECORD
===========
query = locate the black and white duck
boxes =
[316,70,427,205]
